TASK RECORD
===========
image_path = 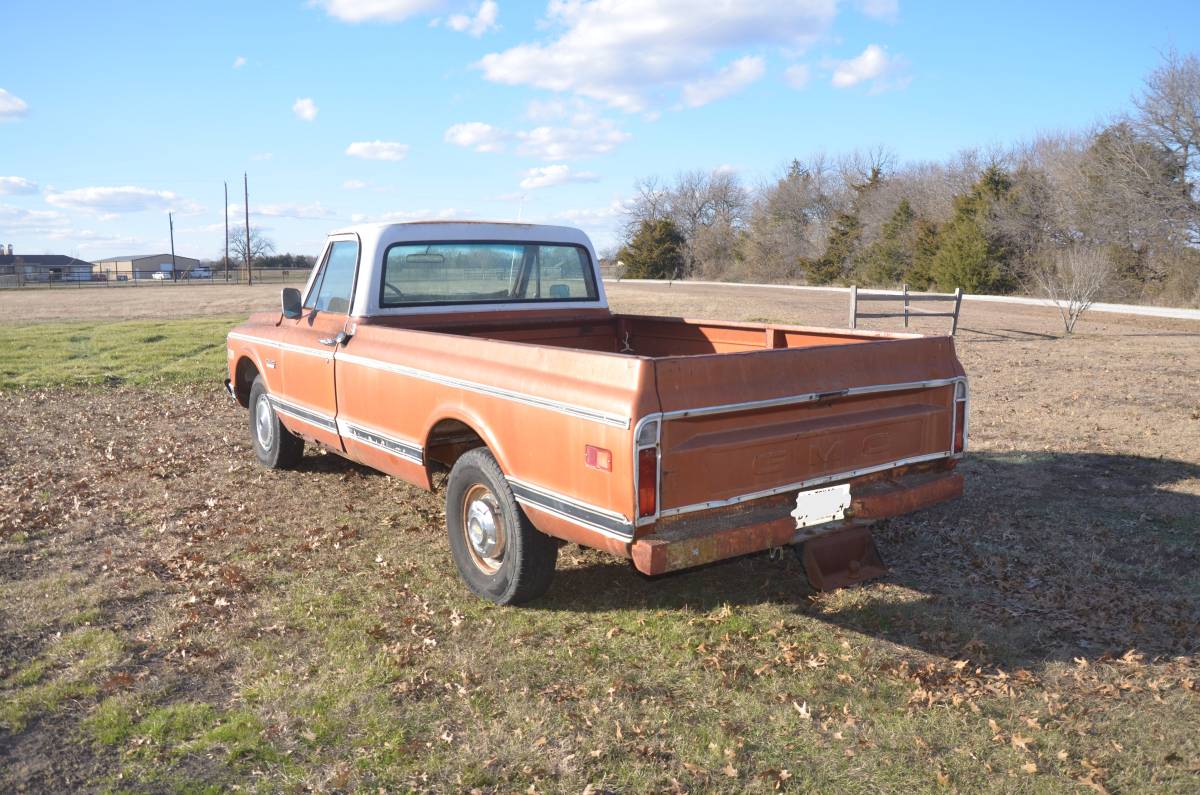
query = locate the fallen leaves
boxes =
[1011,734,1034,753]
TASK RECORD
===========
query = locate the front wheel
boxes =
[248,375,304,469]
[445,448,557,604]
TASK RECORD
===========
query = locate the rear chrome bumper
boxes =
[629,466,963,576]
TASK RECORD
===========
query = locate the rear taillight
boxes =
[953,381,968,453]
[635,418,660,519]
[638,447,657,517]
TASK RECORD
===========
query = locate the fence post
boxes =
[951,287,963,335]
[903,283,909,328]
[848,285,858,329]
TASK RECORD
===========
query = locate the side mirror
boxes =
[281,287,302,320]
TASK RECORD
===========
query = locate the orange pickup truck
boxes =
[225,221,968,604]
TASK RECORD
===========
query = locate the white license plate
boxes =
[790,483,851,529]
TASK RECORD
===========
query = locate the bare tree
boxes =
[1135,50,1200,192]
[227,225,276,265]
[621,169,749,277]
[1030,246,1114,334]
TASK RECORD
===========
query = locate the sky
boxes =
[2,0,1200,261]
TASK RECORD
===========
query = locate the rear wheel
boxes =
[248,375,304,469]
[445,448,557,604]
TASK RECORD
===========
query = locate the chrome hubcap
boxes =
[255,396,274,449]
[463,486,505,573]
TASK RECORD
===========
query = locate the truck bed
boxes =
[354,311,965,526]
[372,313,893,357]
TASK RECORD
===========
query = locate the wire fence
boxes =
[0,267,309,290]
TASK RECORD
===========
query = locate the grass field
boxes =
[1,285,1198,792]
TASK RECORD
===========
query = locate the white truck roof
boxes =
[331,220,595,250]
[318,220,608,318]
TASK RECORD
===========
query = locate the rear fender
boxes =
[421,406,512,477]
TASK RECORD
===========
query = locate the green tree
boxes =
[619,218,686,279]
[855,198,916,285]
[930,165,1013,292]
[807,167,882,284]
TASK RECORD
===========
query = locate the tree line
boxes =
[203,225,315,270]
[618,51,1200,307]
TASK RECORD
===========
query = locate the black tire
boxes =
[445,448,557,605]
[248,375,304,469]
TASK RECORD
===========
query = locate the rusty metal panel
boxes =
[801,527,887,590]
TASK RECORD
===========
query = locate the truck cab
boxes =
[226,221,967,604]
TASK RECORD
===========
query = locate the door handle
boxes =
[318,330,351,346]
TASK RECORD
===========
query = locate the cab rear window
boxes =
[379,241,597,307]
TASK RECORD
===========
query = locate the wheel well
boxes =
[425,419,487,473]
[233,357,259,407]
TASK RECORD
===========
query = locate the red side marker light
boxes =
[585,445,612,471]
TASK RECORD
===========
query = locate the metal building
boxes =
[92,253,201,281]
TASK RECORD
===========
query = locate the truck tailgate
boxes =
[650,336,966,515]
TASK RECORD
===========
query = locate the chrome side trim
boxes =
[953,379,970,455]
[337,418,423,464]
[659,376,965,421]
[228,331,334,361]
[268,396,337,431]
[336,351,630,429]
[508,478,634,541]
[657,451,954,520]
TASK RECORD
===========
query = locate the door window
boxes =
[306,240,359,314]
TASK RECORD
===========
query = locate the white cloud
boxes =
[0,88,29,121]
[0,176,38,195]
[45,186,202,215]
[293,97,319,121]
[525,98,569,121]
[233,55,247,69]
[343,179,368,189]
[549,198,631,226]
[0,204,66,229]
[252,152,274,161]
[258,202,335,219]
[446,112,630,160]
[227,202,336,219]
[345,140,409,160]
[350,207,469,223]
[46,229,147,251]
[317,0,442,22]
[517,120,630,160]
[477,1,836,112]
[680,56,764,108]
[444,122,508,152]
[854,0,899,22]
[448,0,498,36]
[830,43,906,91]
[784,63,811,89]
[519,164,599,190]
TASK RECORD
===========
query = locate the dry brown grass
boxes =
[0,283,1198,792]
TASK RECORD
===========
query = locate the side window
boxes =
[306,240,359,314]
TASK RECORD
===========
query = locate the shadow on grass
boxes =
[536,451,1200,669]
[959,326,1061,341]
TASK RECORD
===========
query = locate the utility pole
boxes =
[224,181,229,282]
[169,212,177,281]
[243,172,252,286]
